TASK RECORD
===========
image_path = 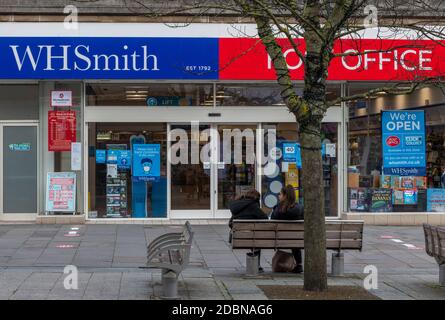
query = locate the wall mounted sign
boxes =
[45,172,76,212]
[0,34,443,81]
[51,90,72,107]
[48,110,76,151]
[382,110,426,176]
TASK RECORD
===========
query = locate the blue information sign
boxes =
[132,144,161,179]
[282,142,302,168]
[108,150,131,169]
[382,110,426,176]
[96,149,106,164]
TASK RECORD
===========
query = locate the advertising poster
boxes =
[427,188,445,212]
[382,110,426,176]
[370,189,393,212]
[132,144,161,180]
[349,188,370,212]
[46,172,76,212]
[285,163,299,201]
[48,110,76,151]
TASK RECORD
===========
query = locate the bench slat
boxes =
[232,230,362,240]
[232,239,362,250]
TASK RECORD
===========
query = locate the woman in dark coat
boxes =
[229,189,268,272]
[271,185,304,273]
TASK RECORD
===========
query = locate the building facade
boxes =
[0,2,445,225]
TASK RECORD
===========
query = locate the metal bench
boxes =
[422,224,445,286]
[147,221,194,299]
[231,219,364,276]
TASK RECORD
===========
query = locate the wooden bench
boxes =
[422,224,445,286]
[231,219,364,275]
[147,221,194,299]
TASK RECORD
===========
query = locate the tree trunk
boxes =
[300,122,328,291]
[300,47,329,291]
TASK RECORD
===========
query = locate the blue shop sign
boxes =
[382,110,426,176]
[0,37,218,79]
[132,144,161,178]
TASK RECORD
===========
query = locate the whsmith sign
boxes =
[0,24,444,80]
[382,110,426,176]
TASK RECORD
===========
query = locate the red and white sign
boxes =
[386,136,401,147]
[48,110,76,151]
[51,90,72,107]
[219,38,445,81]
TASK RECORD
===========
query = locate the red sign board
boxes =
[48,110,76,151]
[219,38,445,81]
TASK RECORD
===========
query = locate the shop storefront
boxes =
[0,22,444,225]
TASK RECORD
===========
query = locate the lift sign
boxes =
[382,110,426,176]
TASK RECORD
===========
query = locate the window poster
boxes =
[46,172,76,212]
[132,144,161,181]
[427,188,445,212]
[349,188,370,212]
[370,189,393,212]
[382,110,426,176]
[48,110,77,151]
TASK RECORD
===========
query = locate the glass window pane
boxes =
[88,123,167,218]
[86,83,213,107]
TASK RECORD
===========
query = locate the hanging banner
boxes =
[48,110,76,151]
[132,144,161,180]
[382,110,426,176]
[46,172,76,212]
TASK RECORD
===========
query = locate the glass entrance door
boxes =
[0,123,38,216]
[216,124,257,217]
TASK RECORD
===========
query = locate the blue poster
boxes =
[282,142,302,168]
[96,149,106,164]
[427,189,445,212]
[382,110,426,176]
[132,144,161,179]
[108,150,131,169]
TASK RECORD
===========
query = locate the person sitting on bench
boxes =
[271,185,304,274]
[229,189,268,272]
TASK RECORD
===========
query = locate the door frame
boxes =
[168,122,261,219]
[0,121,39,221]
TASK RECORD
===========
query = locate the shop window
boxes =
[347,83,445,213]
[88,123,167,218]
[261,123,338,217]
[86,83,213,107]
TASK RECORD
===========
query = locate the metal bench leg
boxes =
[440,264,445,287]
[331,252,344,276]
[161,269,179,299]
[246,252,259,276]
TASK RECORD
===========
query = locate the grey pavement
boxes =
[0,223,443,300]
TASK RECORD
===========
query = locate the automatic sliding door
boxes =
[170,124,212,215]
